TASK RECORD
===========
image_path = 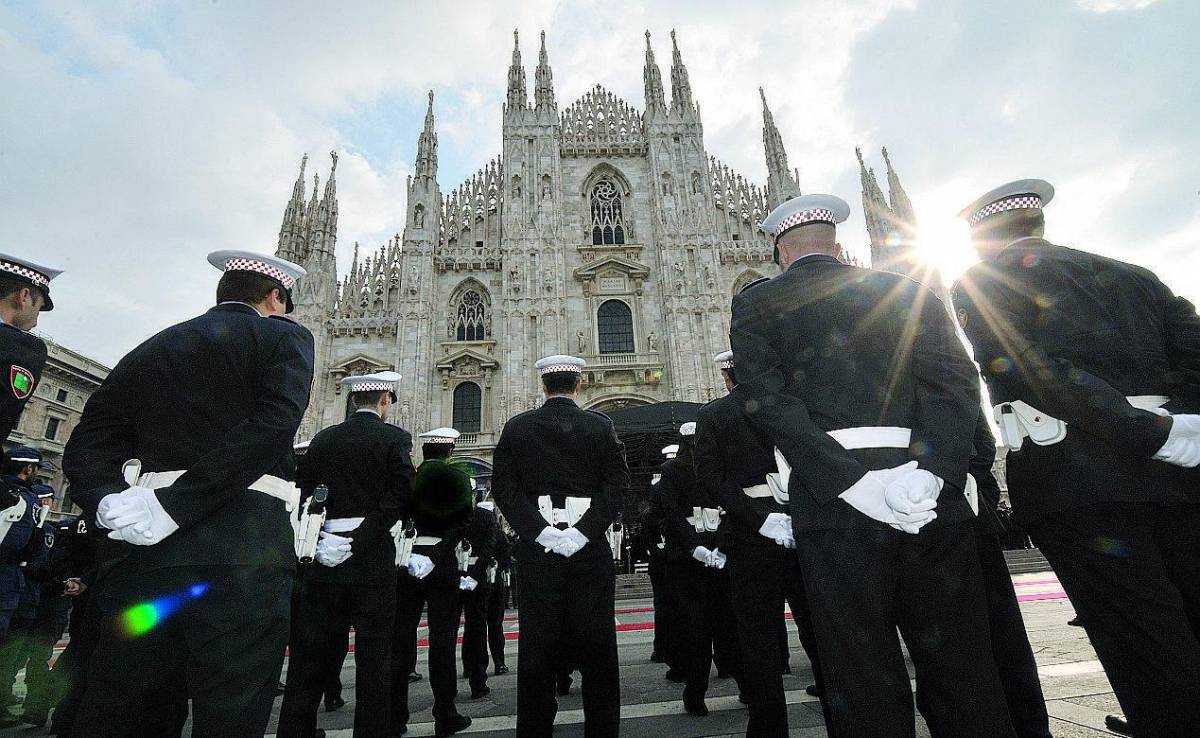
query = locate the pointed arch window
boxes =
[453,290,487,341]
[590,180,626,245]
[453,382,482,433]
[597,300,634,354]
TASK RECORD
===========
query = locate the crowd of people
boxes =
[0,173,1198,738]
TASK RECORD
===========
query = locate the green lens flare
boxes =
[122,603,160,637]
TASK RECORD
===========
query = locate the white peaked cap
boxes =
[661,444,680,457]
[341,370,400,393]
[759,194,850,240]
[207,250,306,290]
[958,179,1055,227]
[535,354,586,375]
[420,427,461,444]
[679,422,696,437]
[0,253,63,311]
[714,350,734,370]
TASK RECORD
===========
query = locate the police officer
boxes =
[46,506,100,737]
[278,371,413,738]
[0,448,48,642]
[460,487,498,700]
[656,420,745,716]
[731,194,1014,738]
[0,254,61,441]
[491,354,629,738]
[62,250,314,737]
[390,427,474,738]
[644,448,684,683]
[483,519,512,676]
[953,180,1200,738]
[696,349,830,736]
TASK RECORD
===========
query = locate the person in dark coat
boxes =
[731,194,1014,738]
[277,371,412,738]
[953,179,1200,738]
[0,254,60,441]
[390,427,474,738]
[491,354,629,738]
[460,491,498,699]
[483,522,512,675]
[61,250,314,738]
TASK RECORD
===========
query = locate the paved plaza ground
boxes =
[0,571,1129,737]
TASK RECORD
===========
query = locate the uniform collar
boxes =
[213,302,264,317]
[544,396,578,407]
[353,408,381,420]
[785,253,841,272]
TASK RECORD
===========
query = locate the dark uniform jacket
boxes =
[1,477,41,565]
[63,303,315,573]
[969,412,1007,537]
[462,505,499,583]
[0,322,47,440]
[695,388,787,549]
[296,409,413,586]
[730,255,979,531]
[656,446,725,560]
[953,239,1196,524]
[491,396,630,563]
[492,527,512,574]
[408,457,474,557]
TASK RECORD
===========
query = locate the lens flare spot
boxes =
[990,356,1013,374]
[120,583,210,638]
[1021,253,1041,268]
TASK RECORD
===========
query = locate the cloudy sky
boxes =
[2,0,1196,366]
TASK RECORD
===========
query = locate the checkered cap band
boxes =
[0,261,50,289]
[349,381,394,393]
[775,208,835,235]
[538,364,583,375]
[222,258,296,290]
[423,437,456,444]
[969,196,1042,226]
[717,358,734,370]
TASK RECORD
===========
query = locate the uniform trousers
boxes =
[391,547,463,729]
[516,553,619,738]
[647,554,670,661]
[664,556,743,701]
[71,564,291,738]
[977,533,1052,738]
[0,565,24,638]
[1029,502,1200,738]
[11,591,71,716]
[0,580,41,693]
[277,575,396,737]
[727,542,829,737]
[485,577,508,669]
[48,589,94,736]
[460,584,490,691]
[797,523,1015,738]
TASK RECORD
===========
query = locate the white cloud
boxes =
[1077,0,1160,13]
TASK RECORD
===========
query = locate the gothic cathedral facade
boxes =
[275,30,922,477]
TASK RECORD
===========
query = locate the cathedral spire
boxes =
[643,31,666,114]
[882,147,915,229]
[415,91,438,181]
[760,87,800,207]
[857,146,895,268]
[534,30,556,112]
[506,29,527,111]
[310,151,338,260]
[276,154,309,262]
[668,29,694,111]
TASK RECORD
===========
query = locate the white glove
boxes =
[840,461,937,535]
[101,487,180,545]
[707,548,727,569]
[692,546,713,564]
[407,553,434,579]
[757,512,794,547]
[460,576,479,591]
[884,468,942,515]
[1154,415,1200,468]
[315,531,353,567]
[536,526,564,553]
[553,527,588,558]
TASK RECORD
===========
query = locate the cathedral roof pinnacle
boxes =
[643,30,666,113]
[669,29,693,111]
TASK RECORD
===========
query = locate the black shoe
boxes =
[392,724,408,737]
[665,668,685,683]
[1105,714,1132,736]
[650,650,665,663]
[683,696,709,716]
[1068,616,1083,627]
[408,671,423,683]
[494,664,509,675]
[324,695,346,712]
[470,685,491,700]
[782,662,792,675]
[434,714,472,737]
[805,684,823,698]
[314,731,326,738]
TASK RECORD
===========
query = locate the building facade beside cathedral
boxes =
[275,30,926,479]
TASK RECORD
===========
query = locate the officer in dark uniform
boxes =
[953,179,1200,738]
[484,519,512,676]
[62,249,314,737]
[391,427,474,738]
[0,448,48,641]
[0,482,55,723]
[656,421,745,716]
[0,254,60,441]
[731,194,1014,738]
[644,453,683,682]
[696,349,831,736]
[966,413,1053,738]
[491,354,629,738]
[460,489,498,700]
[278,371,412,738]
[46,506,100,737]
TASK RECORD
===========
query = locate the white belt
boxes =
[742,483,774,499]
[132,467,300,513]
[686,507,722,532]
[0,496,28,545]
[414,535,443,546]
[538,496,591,527]
[993,396,1168,452]
[323,517,363,534]
[467,556,480,565]
[828,426,911,450]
